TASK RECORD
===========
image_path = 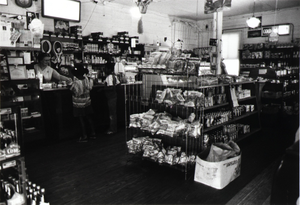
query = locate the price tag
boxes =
[0,160,16,170]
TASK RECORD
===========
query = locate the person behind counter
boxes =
[104,62,120,135]
[70,64,96,142]
[34,52,72,83]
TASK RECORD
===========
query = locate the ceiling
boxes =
[111,0,300,21]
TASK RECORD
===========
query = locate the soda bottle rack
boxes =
[0,106,50,204]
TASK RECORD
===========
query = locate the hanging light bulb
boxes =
[246,0,260,28]
[130,7,142,18]
[247,16,260,28]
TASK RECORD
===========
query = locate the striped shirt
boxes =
[70,76,93,108]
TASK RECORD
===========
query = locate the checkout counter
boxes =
[40,83,127,142]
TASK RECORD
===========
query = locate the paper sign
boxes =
[23,52,31,64]
[9,65,28,80]
[230,86,239,107]
[258,69,267,74]
[7,57,23,65]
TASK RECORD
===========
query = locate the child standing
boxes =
[104,62,120,135]
[70,64,96,142]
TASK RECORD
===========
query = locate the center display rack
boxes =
[124,74,261,180]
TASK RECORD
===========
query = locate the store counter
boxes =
[40,82,142,142]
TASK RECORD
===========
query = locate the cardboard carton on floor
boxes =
[194,148,241,189]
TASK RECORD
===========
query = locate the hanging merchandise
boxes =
[269,0,279,42]
[28,18,44,38]
[269,31,279,42]
[41,40,52,53]
[15,0,32,8]
[138,17,143,34]
[134,0,153,34]
[204,0,232,14]
[135,0,153,14]
[52,41,63,69]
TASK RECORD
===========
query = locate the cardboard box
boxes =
[194,148,241,189]
[0,108,12,115]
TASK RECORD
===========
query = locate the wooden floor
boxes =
[23,118,298,205]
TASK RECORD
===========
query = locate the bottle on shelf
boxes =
[32,183,36,192]
[31,191,38,205]
[39,188,45,203]
[39,188,50,205]
[36,185,41,195]
[27,188,33,204]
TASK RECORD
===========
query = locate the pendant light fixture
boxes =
[133,0,153,34]
[269,0,279,42]
[246,0,260,28]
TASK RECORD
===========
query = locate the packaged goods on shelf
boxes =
[154,88,204,107]
[126,136,196,166]
[0,108,12,121]
[236,89,251,99]
[20,107,28,117]
[237,124,250,134]
[204,111,232,128]
[91,32,103,40]
[129,109,202,138]
[197,76,219,86]
[62,42,80,51]
[232,105,255,117]
[0,128,20,161]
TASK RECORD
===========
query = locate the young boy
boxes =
[70,64,96,142]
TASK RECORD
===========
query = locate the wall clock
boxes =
[15,0,32,8]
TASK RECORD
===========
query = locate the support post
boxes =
[211,10,224,75]
[215,10,223,75]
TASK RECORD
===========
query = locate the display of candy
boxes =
[127,136,196,166]
[130,110,202,138]
[154,89,205,108]
[183,90,205,107]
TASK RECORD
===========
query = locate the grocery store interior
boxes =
[0,0,299,204]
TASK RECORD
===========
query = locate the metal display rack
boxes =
[124,74,261,180]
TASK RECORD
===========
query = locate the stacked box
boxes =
[117,31,129,36]
[237,124,250,134]
[91,32,103,41]
[82,35,93,41]
[0,108,12,121]
[112,35,119,43]
[116,31,129,44]
[70,25,82,38]
[130,36,139,46]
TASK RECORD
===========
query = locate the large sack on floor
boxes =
[194,146,241,189]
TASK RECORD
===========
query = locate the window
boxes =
[222,32,240,76]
